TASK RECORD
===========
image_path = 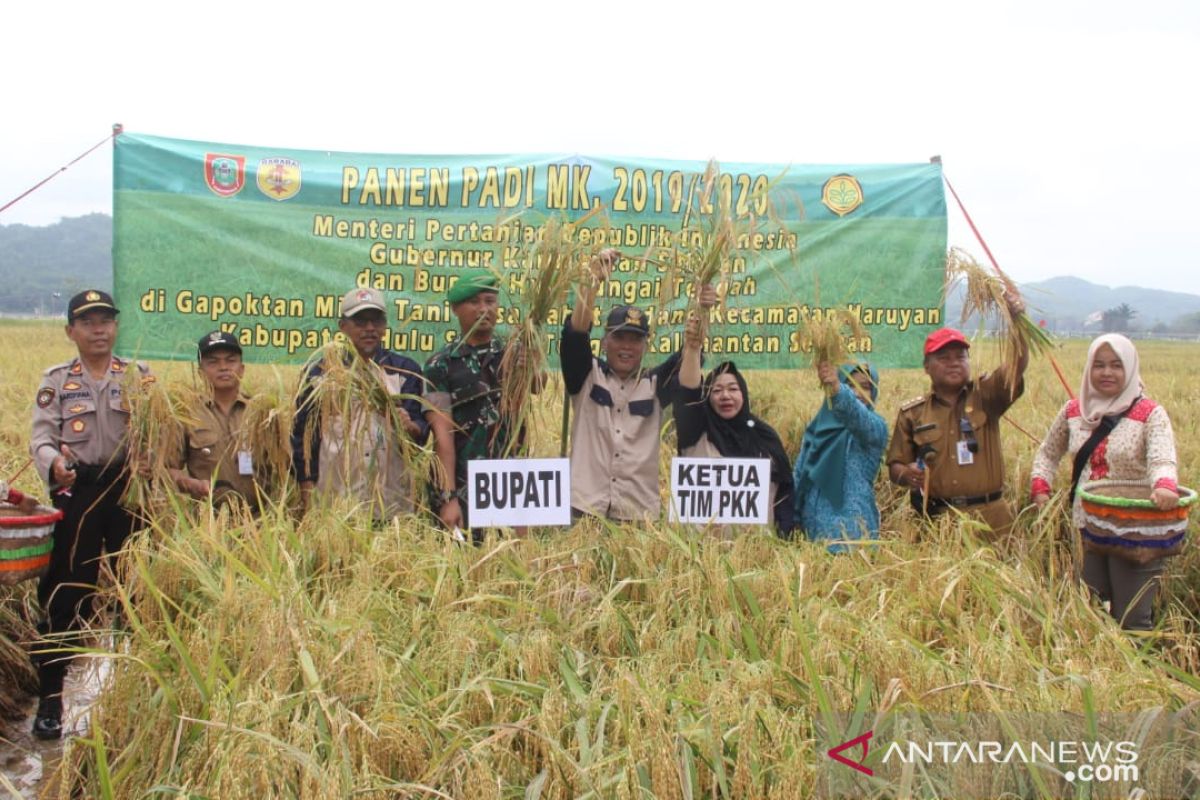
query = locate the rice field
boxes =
[1,319,1198,798]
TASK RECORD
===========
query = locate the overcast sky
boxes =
[3,0,1197,294]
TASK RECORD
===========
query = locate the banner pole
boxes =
[559,385,570,458]
[0,126,122,215]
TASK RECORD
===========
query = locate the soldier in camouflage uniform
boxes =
[424,269,523,534]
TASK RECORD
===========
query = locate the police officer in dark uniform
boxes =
[28,290,151,739]
[886,291,1027,538]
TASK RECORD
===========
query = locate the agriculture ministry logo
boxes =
[204,153,246,197]
[256,157,302,201]
[821,173,864,217]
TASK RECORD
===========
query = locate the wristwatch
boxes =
[436,489,457,507]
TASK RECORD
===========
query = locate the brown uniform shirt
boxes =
[31,357,151,488]
[886,365,1023,500]
[168,394,259,502]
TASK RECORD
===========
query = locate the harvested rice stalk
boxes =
[297,341,430,507]
[241,367,296,496]
[794,306,869,397]
[499,211,600,455]
[121,370,191,513]
[657,160,787,337]
[660,161,737,315]
[945,247,1054,396]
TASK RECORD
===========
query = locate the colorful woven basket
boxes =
[1077,480,1195,563]
[0,503,62,585]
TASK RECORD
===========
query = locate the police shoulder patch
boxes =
[42,360,74,378]
[36,387,55,408]
[900,395,927,412]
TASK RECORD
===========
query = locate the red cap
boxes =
[924,328,970,355]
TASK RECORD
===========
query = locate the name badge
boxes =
[238,450,254,475]
[956,440,975,466]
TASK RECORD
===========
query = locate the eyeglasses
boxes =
[347,314,387,327]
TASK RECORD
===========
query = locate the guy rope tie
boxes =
[0,124,123,215]
[941,170,1075,399]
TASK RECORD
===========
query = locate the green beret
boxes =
[447,268,501,304]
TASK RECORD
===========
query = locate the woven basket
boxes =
[1077,480,1195,562]
[0,503,62,585]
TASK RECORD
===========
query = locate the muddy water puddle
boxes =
[1,655,109,798]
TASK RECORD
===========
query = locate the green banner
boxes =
[113,132,946,368]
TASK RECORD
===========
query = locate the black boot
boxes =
[32,694,63,740]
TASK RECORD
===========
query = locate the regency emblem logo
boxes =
[256,157,302,201]
[204,153,246,197]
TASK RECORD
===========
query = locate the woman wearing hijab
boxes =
[792,362,888,551]
[1031,334,1180,631]
[674,314,794,536]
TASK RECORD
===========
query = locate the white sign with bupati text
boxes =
[467,458,571,527]
[669,457,771,525]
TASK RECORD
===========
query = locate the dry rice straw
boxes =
[945,247,1059,398]
[794,307,870,397]
[498,210,603,455]
[297,342,430,505]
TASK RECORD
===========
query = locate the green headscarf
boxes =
[793,363,879,510]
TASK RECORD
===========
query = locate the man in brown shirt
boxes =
[560,249,716,521]
[28,290,150,739]
[886,291,1027,538]
[167,332,262,513]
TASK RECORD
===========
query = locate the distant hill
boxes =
[0,214,111,316]
[948,275,1200,333]
[5,214,1200,331]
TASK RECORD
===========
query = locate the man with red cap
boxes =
[885,291,1028,538]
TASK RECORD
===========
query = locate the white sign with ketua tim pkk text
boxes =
[467,458,571,527]
[670,457,771,525]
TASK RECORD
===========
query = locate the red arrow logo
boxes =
[827,730,874,776]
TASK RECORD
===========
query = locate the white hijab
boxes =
[1079,333,1142,431]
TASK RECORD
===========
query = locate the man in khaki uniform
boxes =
[291,287,427,522]
[560,248,716,521]
[28,289,151,739]
[167,332,263,513]
[886,293,1027,538]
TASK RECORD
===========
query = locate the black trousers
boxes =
[32,478,137,697]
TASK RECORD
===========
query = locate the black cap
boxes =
[67,290,118,322]
[197,330,242,358]
[604,305,650,336]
